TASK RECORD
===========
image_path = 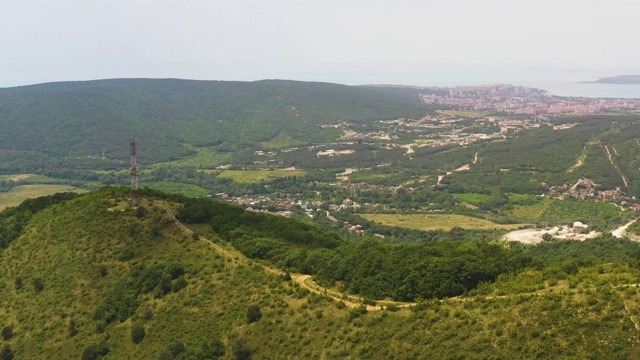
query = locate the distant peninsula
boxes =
[587,75,640,84]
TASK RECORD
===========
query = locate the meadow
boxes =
[361,213,530,231]
[217,169,307,183]
[145,182,210,197]
[437,109,489,118]
[0,185,87,211]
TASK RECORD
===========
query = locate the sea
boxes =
[3,63,639,99]
[281,64,640,99]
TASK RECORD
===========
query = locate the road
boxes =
[612,219,639,238]
[162,204,411,310]
[605,145,629,187]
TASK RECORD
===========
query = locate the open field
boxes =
[452,193,490,205]
[0,173,60,183]
[0,185,87,211]
[508,198,553,219]
[437,110,489,118]
[361,213,531,231]
[503,226,601,244]
[218,169,307,183]
[153,145,231,168]
[260,133,307,149]
[145,182,210,197]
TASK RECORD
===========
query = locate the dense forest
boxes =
[0,79,430,170]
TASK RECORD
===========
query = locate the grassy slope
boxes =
[1,190,640,358]
[0,184,87,211]
[361,213,530,231]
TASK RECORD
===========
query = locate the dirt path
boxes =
[162,205,411,310]
[473,151,478,164]
[612,219,639,239]
[566,146,586,173]
[605,145,629,187]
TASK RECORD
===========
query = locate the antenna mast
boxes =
[129,140,140,206]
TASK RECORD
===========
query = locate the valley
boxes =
[2,79,640,358]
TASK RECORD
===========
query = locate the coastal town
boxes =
[420,84,640,115]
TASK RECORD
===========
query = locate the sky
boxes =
[1,0,639,88]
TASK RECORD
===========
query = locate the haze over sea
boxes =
[3,63,639,99]
[257,63,640,99]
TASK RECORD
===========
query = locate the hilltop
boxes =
[1,188,640,358]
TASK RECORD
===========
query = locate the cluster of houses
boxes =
[543,178,640,211]
[419,84,640,115]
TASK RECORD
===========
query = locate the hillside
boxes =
[1,189,640,358]
[0,79,428,171]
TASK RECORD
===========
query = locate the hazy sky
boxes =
[1,0,639,87]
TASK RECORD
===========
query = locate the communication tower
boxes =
[129,140,140,206]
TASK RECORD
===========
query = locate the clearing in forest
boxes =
[217,169,307,183]
[0,185,87,211]
[361,213,530,231]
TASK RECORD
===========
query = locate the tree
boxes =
[232,338,252,360]
[1,326,12,340]
[201,338,226,359]
[246,305,262,323]
[135,206,148,219]
[32,278,44,292]
[99,265,108,277]
[68,319,78,337]
[81,345,98,360]
[131,324,146,344]
[0,345,13,360]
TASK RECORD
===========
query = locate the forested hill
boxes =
[0,79,428,167]
[3,188,640,358]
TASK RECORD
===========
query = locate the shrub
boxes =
[99,266,108,277]
[201,338,226,359]
[32,278,44,292]
[172,276,187,292]
[67,319,77,337]
[347,305,367,321]
[14,277,22,290]
[135,206,148,219]
[1,326,12,340]
[131,324,146,344]
[81,345,98,360]
[141,308,154,320]
[247,305,262,323]
[232,338,252,360]
[0,345,14,360]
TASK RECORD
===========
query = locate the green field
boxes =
[0,185,87,211]
[361,213,530,231]
[0,173,60,183]
[218,169,307,183]
[452,193,490,205]
[437,110,490,118]
[509,198,553,219]
[153,144,231,168]
[260,133,307,149]
[145,182,211,197]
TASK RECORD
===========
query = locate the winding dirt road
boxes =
[162,204,411,310]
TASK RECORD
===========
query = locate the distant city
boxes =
[420,84,639,115]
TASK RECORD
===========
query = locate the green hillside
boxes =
[0,79,428,171]
[1,189,640,358]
